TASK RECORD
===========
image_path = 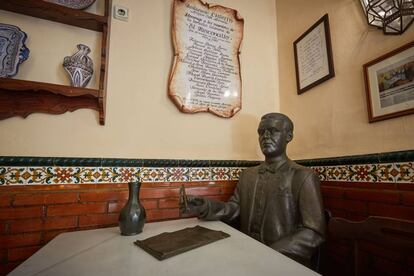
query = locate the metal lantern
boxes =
[360,0,414,34]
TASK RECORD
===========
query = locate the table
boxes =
[9,218,320,276]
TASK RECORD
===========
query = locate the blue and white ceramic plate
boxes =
[0,23,30,78]
[45,0,96,10]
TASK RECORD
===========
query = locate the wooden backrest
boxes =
[328,216,414,276]
[329,216,414,254]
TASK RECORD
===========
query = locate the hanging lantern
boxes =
[360,0,414,34]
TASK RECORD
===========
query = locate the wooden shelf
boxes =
[0,0,111,125]
[0,78,100,98]
[0,0,107,32]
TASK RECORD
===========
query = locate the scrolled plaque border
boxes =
[169,0,244,118]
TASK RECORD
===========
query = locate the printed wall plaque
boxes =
[293,14,335,94]
[169,0,244,118]
[363,40,414,123]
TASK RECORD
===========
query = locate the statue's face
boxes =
[258,118,292,158]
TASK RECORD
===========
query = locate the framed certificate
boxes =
[293,14,335,94]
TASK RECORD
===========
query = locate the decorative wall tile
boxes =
[375,163,398,183]
[395,162,414,183]
[312,163,405,183]
[140,168,167,182]
[1,158,414,186]
[230,168,243,180]
[189,168,211,181]
[211,167,231,181]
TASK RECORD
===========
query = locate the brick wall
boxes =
[2,179,413,275]
[320,180,414,276]
[0,181,236,275]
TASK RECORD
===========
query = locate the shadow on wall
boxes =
[232,113,262,159]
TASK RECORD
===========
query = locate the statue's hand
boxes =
[180,195,207,215]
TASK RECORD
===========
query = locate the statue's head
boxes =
[258,113,294,158]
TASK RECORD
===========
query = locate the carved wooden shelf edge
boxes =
[0,0,111,125]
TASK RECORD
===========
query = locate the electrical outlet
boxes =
[114,5,129,21]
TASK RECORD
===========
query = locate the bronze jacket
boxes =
[199,159,326,264]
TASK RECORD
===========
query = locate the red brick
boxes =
[0,194,12,207]
[141,200,158,210]
[326,198,367,213]
[108,202,124,213]
[140,188,180,199]
[79,191,128,202]
[222,186,236,195]
[368,203,414,220]
[0,233,41,249]
[0,221,6,234]
[9,219,42,234]
[10,217,78,233]
[8,245,42,262]
[78,214,118,227]
[108,200,158,213]
[402,192,414,206]
[0,206,43,220]
[47,203,106,217]
[0,262,20,276]
[0,249,6,263]
[397,183,414,191]
[344,189,400,204]
[13,193,78,206]
[146,209,180,222]
[158,198,179,209]
[321,187,344,199]
[322,181,396,190]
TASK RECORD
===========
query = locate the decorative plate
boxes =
[44,0,96,10]
[0,23,30,78]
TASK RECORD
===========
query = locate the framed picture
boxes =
[293,14,335,94]
[363,40,414,123]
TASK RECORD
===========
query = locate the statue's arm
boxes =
[270,173,326,262]
[198,182,241,222]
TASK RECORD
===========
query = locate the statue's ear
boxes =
[286,132,293,143]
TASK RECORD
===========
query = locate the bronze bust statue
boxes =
[183,113,326,266]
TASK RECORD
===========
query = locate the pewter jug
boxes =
[119,181,146,236]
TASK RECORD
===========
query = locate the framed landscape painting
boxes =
[363,40,414,123]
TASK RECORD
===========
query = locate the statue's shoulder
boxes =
[241,164,261,175]
[288,160,316,178]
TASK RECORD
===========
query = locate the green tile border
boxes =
[296,150,414,166]
[1,149,413,167]
[0,156,261,168]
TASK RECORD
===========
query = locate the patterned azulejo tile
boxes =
[140,168,167,182]
[98,167,140,183]
[230,168,243,180]
[312,163,408,183]
[395,162,414,183]
[211,167,231,181]
[1,167,27,185]
[189,168,211,181]
[1,161,413,186]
